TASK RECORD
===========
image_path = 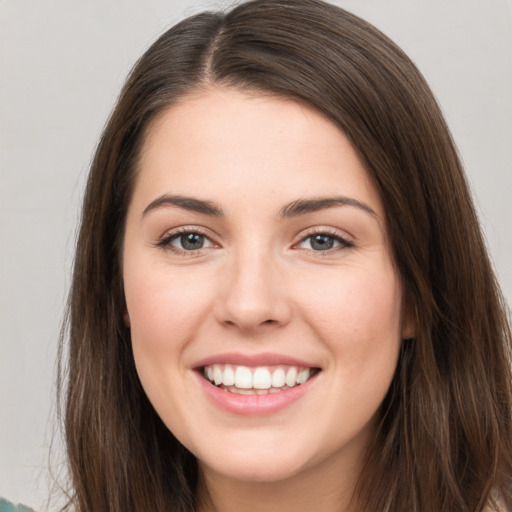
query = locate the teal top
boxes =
[0,499,35,512]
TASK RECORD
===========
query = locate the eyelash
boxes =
[156,227,354,256]
[295,228,354,254]
[156,227,214,256]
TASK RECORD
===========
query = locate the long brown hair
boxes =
[59,0,512,510]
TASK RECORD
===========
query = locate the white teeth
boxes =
[234,388,253,395]
[297,368,310,384]
[203,364,316,391]
[224,385,292,395]
[223,365,235,386]
[253,367,272,389]
[234,366,253,389]
[285,367,298,387]
[271,368,286,388]
[213,364,223,385]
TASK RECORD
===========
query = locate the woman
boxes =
[59,0,512,510]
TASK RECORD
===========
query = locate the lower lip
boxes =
[195,371,319,416]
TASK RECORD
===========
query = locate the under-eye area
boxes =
[200,364,322,395]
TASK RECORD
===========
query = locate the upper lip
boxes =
[193,352,320,369]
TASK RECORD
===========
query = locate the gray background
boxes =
[1,0,511,509]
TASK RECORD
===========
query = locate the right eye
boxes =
[158,229,215,254]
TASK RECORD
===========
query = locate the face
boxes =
[123,88,411,487]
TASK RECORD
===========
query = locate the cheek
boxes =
[298,263,403,371]
[126,257,211,320]
[123,264,218,428]
[124,264,215,367]
[308,267,403,428]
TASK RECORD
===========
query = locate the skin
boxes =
[122,87,413,512]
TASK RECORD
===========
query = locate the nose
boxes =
[214,247,292,333]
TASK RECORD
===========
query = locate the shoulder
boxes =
[0,498,36,512]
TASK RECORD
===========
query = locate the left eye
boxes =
[167,232,213,251]
[298,233,349,251]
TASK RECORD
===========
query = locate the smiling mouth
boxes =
[201,364,321,395]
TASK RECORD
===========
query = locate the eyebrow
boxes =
[142,194,376,219]
[279,196,376,218]
[142,194,224,217]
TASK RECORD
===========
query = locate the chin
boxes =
[199,451,310,484]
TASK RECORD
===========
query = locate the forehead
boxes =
[133,87,383,218]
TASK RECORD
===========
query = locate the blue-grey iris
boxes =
[311,234,334,251]
[181,233,204,250]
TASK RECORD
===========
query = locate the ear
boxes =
[401,317,415,340]
[123,311,131,327]
[401,297,417,340]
